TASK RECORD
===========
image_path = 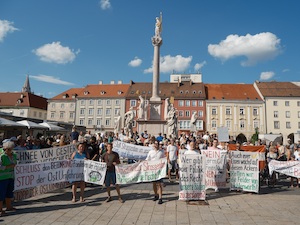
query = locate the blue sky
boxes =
[0,0,300,98]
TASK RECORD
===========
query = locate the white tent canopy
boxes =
[17,120,47,129]
[39,122,65,131]
[0,117,27,127]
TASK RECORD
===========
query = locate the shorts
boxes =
[168,160,178,171]
[105,171,117,187]
[0,179,14,201]
[152,178,163,183]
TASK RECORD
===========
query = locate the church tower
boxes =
[21,75,32,93]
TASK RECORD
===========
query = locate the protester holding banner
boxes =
[267,146,278,187]
[0,141,17,217]
[102,143,123,203]
[70,143,90,202]
[184,142,200,155]
[166,139,179,182]
[145,141,165,204]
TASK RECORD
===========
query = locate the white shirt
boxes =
[294,151,300,160]
[146,149,165,161]
[167,144,178,161]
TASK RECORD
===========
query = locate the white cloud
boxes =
[128,57,142,67]
[260,71,275,81]
[194,61,207,71]
[208,32,282,66]
[30,74,74,85]
[0,19,18,42]
[99,0,111,10]
[144,55,192,73]
[282,69,289,73]
[33,42,79,64]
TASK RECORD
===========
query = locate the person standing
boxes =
[70,143,89,202]
[167,139,179,182]
[184,142,200,155]
[70,127,79,144]
[146,141,165,204]
[0,141,17,217]
[102,143,123,203]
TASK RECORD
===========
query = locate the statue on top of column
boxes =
[155,12,162,37]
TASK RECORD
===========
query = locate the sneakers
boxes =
[158,199,163,204]
[119,197,124,203]
[105,197,112,203]
[153,195,159,201]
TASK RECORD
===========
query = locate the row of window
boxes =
[274,121,300,129]
[50,100,122,109]
[178,100,203,107]
[210,120,260,130]
[274,111,300,118]
[211,107,259,116]
[273,100,300,106]
[178,110,203,118]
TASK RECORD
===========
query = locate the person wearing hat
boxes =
[0,141,17,217]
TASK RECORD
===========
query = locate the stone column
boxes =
[150,36,162,102]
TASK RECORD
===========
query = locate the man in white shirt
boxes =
[184,142,200,155]
[167,139,179,182]
[145,141,165,204]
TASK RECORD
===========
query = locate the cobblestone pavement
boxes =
[1,178,300,225]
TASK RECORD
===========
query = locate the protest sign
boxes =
[201,150,227,191]
[268,160,300,178]
[217,127,229,142]
[115,158,167,184]
[84,160,107,185]
[15,144,76,164]
[14,159,107,191]
[179,154,206,201]
[229,151,259,193]
[14,144,76,200]
[113,141,152,160]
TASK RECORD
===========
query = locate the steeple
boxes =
[22,75,31,93]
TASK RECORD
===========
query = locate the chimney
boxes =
[99,80,103,85]
[117,80,122,84]
[110,80,115,84]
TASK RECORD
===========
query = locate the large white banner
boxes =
[115,158,167,184]
[14,159,107,191]
[179,154,206,201]
[113,141,152,160]
[201,150,227,191]
[14,144,76,200]
[229,151,259,193]
[15,144,76,164]
[269,160,300,178]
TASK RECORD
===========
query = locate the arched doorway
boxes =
[236,133,247,144]
[287,133,294,144]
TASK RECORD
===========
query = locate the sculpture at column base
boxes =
[190,111,198,132]
[166,104,178,138]
[124,107,134,139]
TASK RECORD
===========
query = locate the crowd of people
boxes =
[1,127,300,217]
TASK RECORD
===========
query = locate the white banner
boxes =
[269,160,300,178]
[113,141,152,160]
[229,151,259,193]
[84,160,107,185]
[14,159,107,191]
[14,144,76,200]
[15,144,76,164]
[115,158,167,184]
[179,154,206,201]
[201,150,227,191]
